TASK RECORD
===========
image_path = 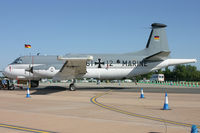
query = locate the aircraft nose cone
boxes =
[2,66,10,77]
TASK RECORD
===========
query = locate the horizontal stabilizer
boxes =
[166,59,197,66]
[151,58,197,71]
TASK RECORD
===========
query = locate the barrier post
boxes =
[140,88,144,98]
[26,81,31,98]
[163,92,169,110]
[191,125,198,133]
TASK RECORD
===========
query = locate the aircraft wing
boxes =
[53,56,93,81]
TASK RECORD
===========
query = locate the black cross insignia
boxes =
[95,58,104,68]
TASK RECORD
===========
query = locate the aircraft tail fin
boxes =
[145,23,170,57]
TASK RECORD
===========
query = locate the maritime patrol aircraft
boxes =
[3,23,197,91]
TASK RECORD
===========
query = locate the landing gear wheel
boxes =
[69,83,76,91]
[9,84,15,90]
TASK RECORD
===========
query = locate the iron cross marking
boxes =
[95,58,105,68]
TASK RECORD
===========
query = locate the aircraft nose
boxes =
[2,66,10,77]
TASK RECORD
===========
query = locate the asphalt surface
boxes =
[28,82,200,94]
[0,82,200,133]
[112,87,200,94]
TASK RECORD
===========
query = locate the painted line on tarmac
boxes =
[0,123,57,133]
[90,90,200,128]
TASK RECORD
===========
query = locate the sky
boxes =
[0,0,200,70]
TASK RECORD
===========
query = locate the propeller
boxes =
[25,66,33,73]
[25,56,34,74]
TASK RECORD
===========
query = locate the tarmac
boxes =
[0,82,200,133]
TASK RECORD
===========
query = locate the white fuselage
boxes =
[3,59,196,80]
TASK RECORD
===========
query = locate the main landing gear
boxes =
[69,83,76,91]
[69,79,76,91]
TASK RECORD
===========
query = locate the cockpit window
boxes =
[11,57,23,64]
